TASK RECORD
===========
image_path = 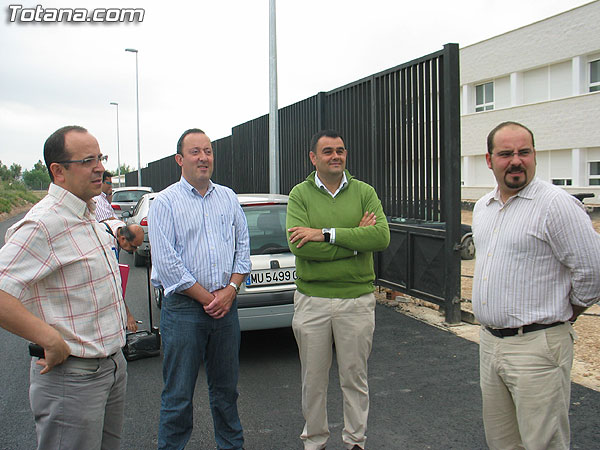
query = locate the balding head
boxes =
[117,224,144,253]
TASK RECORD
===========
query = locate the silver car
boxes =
[124,192,157,266]
[237,193,296,331]
[152,193,296,331]
[111,186,153,219]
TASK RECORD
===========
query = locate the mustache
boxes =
[507,166,524,173]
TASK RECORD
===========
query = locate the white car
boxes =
[124,192,157,267]
[153,193,296,331]
[236,194,296,331]
[111,186,153,219]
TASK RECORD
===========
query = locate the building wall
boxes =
[460,1,600,203]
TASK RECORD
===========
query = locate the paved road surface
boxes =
[1,211,599,449]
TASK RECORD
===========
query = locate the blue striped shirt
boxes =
[148,177,251,297]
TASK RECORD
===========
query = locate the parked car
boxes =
[388,217,475,260]
[123,192,157,267]
[153,193,296,332]
[111,186,153,219]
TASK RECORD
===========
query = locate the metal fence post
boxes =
[441,43,462,324]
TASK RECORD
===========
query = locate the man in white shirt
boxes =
[472,121,600,450]
[93,171,116,221]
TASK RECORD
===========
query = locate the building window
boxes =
[475,82,494,112]
[552,179,572,186]
[589,161,600,185]
[591,60,600,92]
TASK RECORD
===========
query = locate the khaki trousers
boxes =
[479,323,575,450]
[292,291,376,450]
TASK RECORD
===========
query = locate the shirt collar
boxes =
[487,177,538,206]
[48,183,94,219]
[314,171,348,197]
[179,176,214,197]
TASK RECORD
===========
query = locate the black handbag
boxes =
[123,259,161,361]
[123,328,161,361]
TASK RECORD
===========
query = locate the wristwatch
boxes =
[229,281,240,293]
[322,228,332,243]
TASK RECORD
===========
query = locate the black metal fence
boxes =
[125,43,462,322]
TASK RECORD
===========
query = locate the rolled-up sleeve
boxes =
[231,196,251,275]
[148,195,197,297]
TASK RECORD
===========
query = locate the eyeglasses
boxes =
[494,149,533,160]
[56,155,108,167]
[104,180,112,185]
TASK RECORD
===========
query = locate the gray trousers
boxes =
[29,349,127,450]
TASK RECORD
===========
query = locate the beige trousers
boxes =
[479,323,575,450]
[292,291,376,450]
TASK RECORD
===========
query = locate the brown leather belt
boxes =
[485,322,564,338]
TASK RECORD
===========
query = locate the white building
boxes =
[460,0,600,202]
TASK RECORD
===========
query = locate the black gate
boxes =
[373,45,461,324]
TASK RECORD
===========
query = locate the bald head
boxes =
[117,224,144,253]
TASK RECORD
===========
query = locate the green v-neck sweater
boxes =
[286,171,390,298]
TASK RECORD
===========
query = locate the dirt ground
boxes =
[377,209,600,392]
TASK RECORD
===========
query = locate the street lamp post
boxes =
[125,48,142,187]
[109,102,121,187]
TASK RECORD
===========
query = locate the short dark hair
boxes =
[118,224,137,242]
[487,121,535,155]
[310,129,344,154]
[102,171,113,182]
[44,125,87,182]
[177,128,205,155]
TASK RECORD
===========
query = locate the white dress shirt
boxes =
[472,177,600,328]
[148,177,251,297]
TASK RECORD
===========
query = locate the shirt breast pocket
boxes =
[221,213,233,241]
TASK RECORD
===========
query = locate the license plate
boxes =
[246,269,297,287]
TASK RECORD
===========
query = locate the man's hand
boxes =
[126,311,139,332]
[359,211,376,227]
[288,227,324,248]
[204,285,236,319]
[37,335,71,374]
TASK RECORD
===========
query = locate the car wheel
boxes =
[461,235,475,260]
[134,250,146,267]
[154,287,163,309]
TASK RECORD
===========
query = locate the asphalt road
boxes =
[1,211,599,449]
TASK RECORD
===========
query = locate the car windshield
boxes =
[113,190,149,203]
[243,204,290,255]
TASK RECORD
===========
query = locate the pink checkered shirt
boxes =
[0,184,126,357]
[93,191,116,222]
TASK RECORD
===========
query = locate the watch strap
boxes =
[229,281,240,293]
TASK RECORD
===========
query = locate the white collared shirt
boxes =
[472,177,600,328]
[314,172,348,244]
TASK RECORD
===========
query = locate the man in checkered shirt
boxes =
[0,125,128,450]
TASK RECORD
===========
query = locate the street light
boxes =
[109,102,121,187]
[125,48,142,186]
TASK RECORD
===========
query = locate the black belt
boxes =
[485,322,564,338]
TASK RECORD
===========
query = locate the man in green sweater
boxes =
[286,129,390,450]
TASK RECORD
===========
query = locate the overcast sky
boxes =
[0,0,593,173]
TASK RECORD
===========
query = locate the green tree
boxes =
[23,160,51,190]
[0,161,22,181]
[9,163,21,180]
[111,164,133,175]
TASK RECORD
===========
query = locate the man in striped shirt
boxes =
[148,128,251,450]
[0,125,128,449]
[472,121,600,450]
[93,171,117,221]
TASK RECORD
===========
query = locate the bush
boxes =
[0,181,40,215]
